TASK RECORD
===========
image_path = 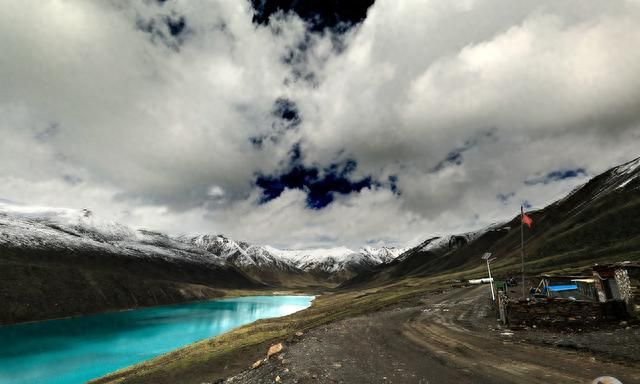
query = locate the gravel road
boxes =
[224,286,640,383]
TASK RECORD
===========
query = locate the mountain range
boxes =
[0,203,404,323]
[0,204,405,283]
[182,234,405,284]
[1,156,639,324]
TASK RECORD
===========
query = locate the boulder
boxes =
[267,342,284,358]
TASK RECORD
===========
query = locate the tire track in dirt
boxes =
[224,286,640,383]
[405,286,640,384]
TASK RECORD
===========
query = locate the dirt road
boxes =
[224,286,640,383]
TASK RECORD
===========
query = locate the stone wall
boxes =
[615,268,632,303]
[507,299,628,326]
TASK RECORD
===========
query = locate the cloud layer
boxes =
[1,0,639,248]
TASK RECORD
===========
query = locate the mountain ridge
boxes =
[0,202,408,298]
[341,156,640,288]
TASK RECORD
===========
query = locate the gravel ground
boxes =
[223,286,640,383]
[511,322,640,364]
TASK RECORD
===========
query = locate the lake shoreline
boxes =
[0,295,315,384]
[0,287,318,327]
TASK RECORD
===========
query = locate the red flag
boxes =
[522,213,533,228]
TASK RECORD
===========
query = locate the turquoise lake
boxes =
[0,295,314,384]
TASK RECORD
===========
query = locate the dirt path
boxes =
[225,286,640,383]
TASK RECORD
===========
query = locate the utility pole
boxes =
[482,252,495,301]
[520,205,525,299]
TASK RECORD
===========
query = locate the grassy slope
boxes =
[0,247,262,324]
[343,162,640,287]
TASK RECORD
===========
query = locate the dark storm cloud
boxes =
[250,97,302,148]
[387,175,400,195]
[250,0,376,33]
[273,97,301,125]
[255,144,374,209]
[253,0,376,85]
[166,15,186,37]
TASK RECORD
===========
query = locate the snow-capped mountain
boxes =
[0,202,408,286]
[181,234,407,282]
[0,202,230,266]
[0,202,262,324]
[263,245,404,274]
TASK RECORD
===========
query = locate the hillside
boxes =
[0,206,263,324]
[343,157,640,287]
[0,204,404,324]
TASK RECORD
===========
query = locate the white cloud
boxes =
[0,0,639,249]
[207,185,225,198]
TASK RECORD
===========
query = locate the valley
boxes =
[0,203,404,324]
[1,157,639,383]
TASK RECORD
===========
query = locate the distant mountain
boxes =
[180,234,406,284]
[0,203,406,323]
[343,156,640,288]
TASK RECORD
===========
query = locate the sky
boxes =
[1,0,639,249]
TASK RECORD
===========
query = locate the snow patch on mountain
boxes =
[613,157,640,176]
[0,202,226,266]
[0,202,408,276]
[0,202,136,243]
[184,237,407,273]
[359,246,407,263]
[396,222,510,263]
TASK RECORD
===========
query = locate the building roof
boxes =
[538,274,592,279]
[571,278,595,283]
[545,285,578,292]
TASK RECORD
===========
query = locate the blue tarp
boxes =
[545,284,578,292]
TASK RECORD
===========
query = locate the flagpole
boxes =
[520,205,525,299]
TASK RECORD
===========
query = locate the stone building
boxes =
[592,262,639,316]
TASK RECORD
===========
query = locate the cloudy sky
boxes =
[1,0,639,249]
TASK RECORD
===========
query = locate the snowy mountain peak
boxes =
[359,246,408,263]
[0,201,137,245]
[608,156,640,191]
[0,202,409,281]
[186,240,407,274]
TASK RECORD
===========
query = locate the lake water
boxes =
[0,295,314,384]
